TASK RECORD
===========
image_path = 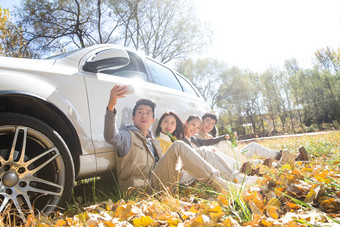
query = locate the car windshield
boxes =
[45,49,80,60]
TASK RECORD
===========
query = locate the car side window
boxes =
[146,59,183,91]
[175,73,200,97]
[100,52,148,81]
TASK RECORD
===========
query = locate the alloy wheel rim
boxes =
[0,125,66,221]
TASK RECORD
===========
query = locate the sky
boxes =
[1,0,340,72]
[195,0,340,72]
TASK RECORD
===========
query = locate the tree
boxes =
[176,58,227,110]
[278,63,295,133]
[285,59,305,131]
[16,0,211,61]
[17,0,120,55]
[298,69,340,125]
[0,7,31,57]
[270,68,288,133]
[216,67,260,136]
[314,46,340,73]
[242,72,262,135]
[113,0,211,63]
[260,70,280,134]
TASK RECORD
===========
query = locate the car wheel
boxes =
[0,113,75,221]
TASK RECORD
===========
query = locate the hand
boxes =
[107,85,128,112]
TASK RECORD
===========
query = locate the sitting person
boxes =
[155,111,184,153]
[104,85,257,193]
[196,113,309,173]
[154,112,259,185]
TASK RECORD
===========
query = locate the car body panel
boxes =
[0,57,94,156]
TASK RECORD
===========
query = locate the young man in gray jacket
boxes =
[104,85,258,193]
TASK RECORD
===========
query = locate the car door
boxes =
[83,48,167,172]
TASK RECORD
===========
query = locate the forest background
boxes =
[0,0,339,139]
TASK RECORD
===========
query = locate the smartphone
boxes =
[125,84,135,95]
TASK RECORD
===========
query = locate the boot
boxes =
[295,146,309,161]
[275,150,283,160]
[240,161,252,175]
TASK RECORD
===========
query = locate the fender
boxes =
[0,69,94,154]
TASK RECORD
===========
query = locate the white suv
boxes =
[0,44,211,219]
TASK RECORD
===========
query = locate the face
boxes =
[184,118,201,137]
[201,117,216,133]
[160,115,177,134]
[132,105,155,133]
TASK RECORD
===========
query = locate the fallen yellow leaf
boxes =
[209,202,222,213]
[222,217,238,226]
[218,194,229,207]
[267,198,281,207]
[101,221,116,227]
[266,206,280,219]
[210,211,224,222]
[167,218,180,227]
[133,216,154,227]
[285,201,301,210]
[281,164,292,171]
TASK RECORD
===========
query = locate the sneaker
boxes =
[296,146,309,161]
[243,175,260,185]
[278,149,295,165]
[232,172,260,185]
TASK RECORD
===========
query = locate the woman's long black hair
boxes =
[155,111,184,140]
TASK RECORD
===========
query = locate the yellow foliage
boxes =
[0,7,30,57]
[281,164,292,171]
[266,206,280,219]
[209,211,224,223]
[208,202,222,213]
[260,219,273,226]
[133,216,154,227]
[167,218,180,226]
[315,171,331,183]
[218,194,229,207]
[16,132,339,227]
[267,198,281,207]
[284,201,301,210]
[54,220,67,227]
[302,167,313,172]
[222,217,239,226]
[101,221,116,227]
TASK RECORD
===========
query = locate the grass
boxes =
[3,131,340,226]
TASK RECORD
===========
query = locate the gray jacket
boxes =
[104,108,163,191]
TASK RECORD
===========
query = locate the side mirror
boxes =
[83,48,130,73]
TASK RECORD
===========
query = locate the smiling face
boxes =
[184,118,201,137]
[132,104,155,136]
[160,115,177,134]
[200,116,216,134]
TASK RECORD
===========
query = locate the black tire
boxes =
[0,113,75,221]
